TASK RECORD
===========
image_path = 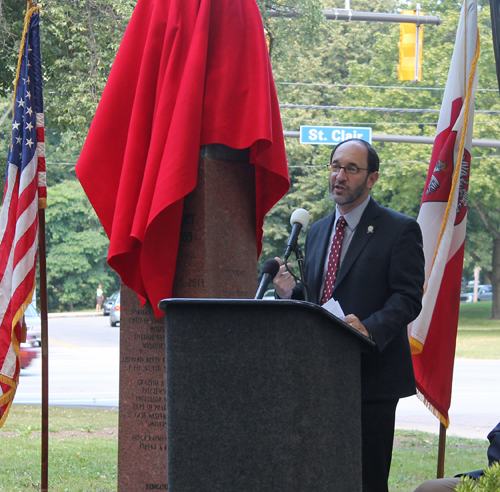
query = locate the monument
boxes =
[117,146,258,490]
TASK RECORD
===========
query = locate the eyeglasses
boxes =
[327,163,369,175]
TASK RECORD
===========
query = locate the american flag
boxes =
[0,5,45,428]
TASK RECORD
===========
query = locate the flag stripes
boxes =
[0,4,44,428]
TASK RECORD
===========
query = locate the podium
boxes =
[158,298,375,492]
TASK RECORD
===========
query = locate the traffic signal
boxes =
[398,10,424,81]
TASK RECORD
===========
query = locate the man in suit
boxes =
[274,139,425,492]
[413,422,500,491]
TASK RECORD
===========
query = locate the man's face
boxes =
[329,141,379,214]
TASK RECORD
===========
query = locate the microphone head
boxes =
[261,258,280,277]
[290,208,310,229]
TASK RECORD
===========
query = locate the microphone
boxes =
[254,258,281,299]
[283,208,310,262]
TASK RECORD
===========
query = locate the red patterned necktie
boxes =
[320,216,347,305]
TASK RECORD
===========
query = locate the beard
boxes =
[330,175,369,206]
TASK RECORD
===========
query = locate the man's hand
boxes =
[344,314,371,338]
[273,257,296,299]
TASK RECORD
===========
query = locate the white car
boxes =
[103,290,119,316]
[110,293,121,327]
[24,303,41,346]
[460,285,493,303]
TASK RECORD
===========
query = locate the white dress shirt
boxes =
[319,196,371,300]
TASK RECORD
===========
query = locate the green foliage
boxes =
[0,1,129,309]
[260,0,500,322]
[2,0,500,310]
[257,0,326,57]
[40,0,134,154]
[0,0,135,157]
[45,180,119,311]
[456,463,500,492]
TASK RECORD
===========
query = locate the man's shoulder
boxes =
[369,199,418,226]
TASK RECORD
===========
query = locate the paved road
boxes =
[15,314,119,407]
[14,315,499,439]
[396,359,500,440]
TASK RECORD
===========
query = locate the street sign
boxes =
[300,126,372,145]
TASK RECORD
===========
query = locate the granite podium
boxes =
[159,298,375,492]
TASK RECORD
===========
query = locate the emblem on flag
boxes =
[409,0,479,427]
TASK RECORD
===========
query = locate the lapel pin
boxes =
[367,225,374,234]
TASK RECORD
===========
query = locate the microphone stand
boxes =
[295,246,308,303]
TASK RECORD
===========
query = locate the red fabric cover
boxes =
[76,0,290,317]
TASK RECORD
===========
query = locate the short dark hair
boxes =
[330,139,380,174]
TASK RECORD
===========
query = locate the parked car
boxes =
[460,284,493,303]
[110,293,121,327]
[24,303,41,347]
[103,291,119,316]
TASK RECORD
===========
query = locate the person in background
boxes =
[95,284,104,312]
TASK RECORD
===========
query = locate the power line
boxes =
[279,104,500,115]
[279,82,499,92]
[281,116,439,126]
[282,115,495,126]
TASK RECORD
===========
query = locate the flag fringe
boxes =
[0,297,31,428]
[0,372,18,428]
[0,251,37,431]
[13,280,37,330]
[416,389,450,428]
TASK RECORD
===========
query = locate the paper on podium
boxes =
[322,298,345,319]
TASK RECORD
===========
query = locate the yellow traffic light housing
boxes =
[398,10,424,81]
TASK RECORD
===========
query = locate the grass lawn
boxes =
[456,301,500,359]
[0,406,118,492]
[390,431,489,491]
[0,406,492,492]
[0,302,496,491]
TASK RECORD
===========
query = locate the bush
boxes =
[456,462,500,492]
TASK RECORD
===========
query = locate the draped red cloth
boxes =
[76,0,289,317]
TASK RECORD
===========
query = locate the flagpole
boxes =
[437,423,447,478]
[38,209,49,491]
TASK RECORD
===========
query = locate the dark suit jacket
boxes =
[292,197,425,401]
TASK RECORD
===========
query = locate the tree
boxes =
[0,0,131,309]
[2,0,499,314]
[45,179,119,311]
[0,0,135,175]
[263,0,500,319]
[260,0,423,264]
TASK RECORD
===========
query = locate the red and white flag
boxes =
[409,0,479,427]
[0,5,46,427]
